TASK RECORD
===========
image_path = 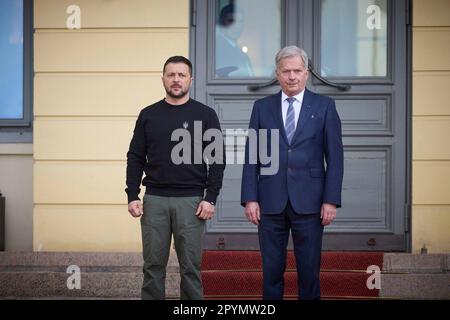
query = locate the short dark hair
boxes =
[163,56,192,75]
[219,4,235,26]
[218,4,244,27]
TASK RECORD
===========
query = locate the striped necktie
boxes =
[285,97,296,144]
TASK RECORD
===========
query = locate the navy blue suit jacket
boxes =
[241,89,344,214]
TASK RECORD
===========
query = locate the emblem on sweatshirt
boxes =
[183,121,189,129]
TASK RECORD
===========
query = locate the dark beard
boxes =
[166,87,188,99]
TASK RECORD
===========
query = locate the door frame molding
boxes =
[405,0,413,253]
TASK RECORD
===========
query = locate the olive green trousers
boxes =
[140,194,205,300]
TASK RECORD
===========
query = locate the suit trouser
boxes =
[259,201,324,300]
[140,194,205,300]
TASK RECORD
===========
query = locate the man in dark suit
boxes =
[215,4,254,78]
[241,46,343,300]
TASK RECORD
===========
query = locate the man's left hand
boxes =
[321,203,337,226]
[196,201,215,220]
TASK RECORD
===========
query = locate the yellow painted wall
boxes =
[412,0,450,253]
[33,0,189,251]
[32,0,450,253]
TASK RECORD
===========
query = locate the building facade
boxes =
[0,0,449,254]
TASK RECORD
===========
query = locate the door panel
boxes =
[335,95,393,136]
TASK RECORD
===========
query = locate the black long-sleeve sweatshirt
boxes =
[125,98,225,204]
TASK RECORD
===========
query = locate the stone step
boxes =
[0,252,145,268]
[0,271,143,298]
[0,252,179,299]
[0,271,181,299]
[1,252,449,299]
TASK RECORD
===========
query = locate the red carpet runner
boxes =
[201,251,383,300]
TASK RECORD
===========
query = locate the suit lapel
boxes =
[291,89,314,144]
[270,91,288,145]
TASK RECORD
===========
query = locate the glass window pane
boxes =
[215,0,281,78]
[321,0,387,77]
[0,0,24,119]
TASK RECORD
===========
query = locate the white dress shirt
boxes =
[281,89,305,130]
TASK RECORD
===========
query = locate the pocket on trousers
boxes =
[143,194,151,204]
[141,195,152,224]
[194,196,203,207]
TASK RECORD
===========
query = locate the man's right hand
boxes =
[245,201,260,225]
[128,200,143,218]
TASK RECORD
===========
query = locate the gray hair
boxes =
[275,46,308,70]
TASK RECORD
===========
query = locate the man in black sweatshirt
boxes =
[126,56,225,300]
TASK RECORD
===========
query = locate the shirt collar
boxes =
[216,27,237,47]
[281,89,305,103]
